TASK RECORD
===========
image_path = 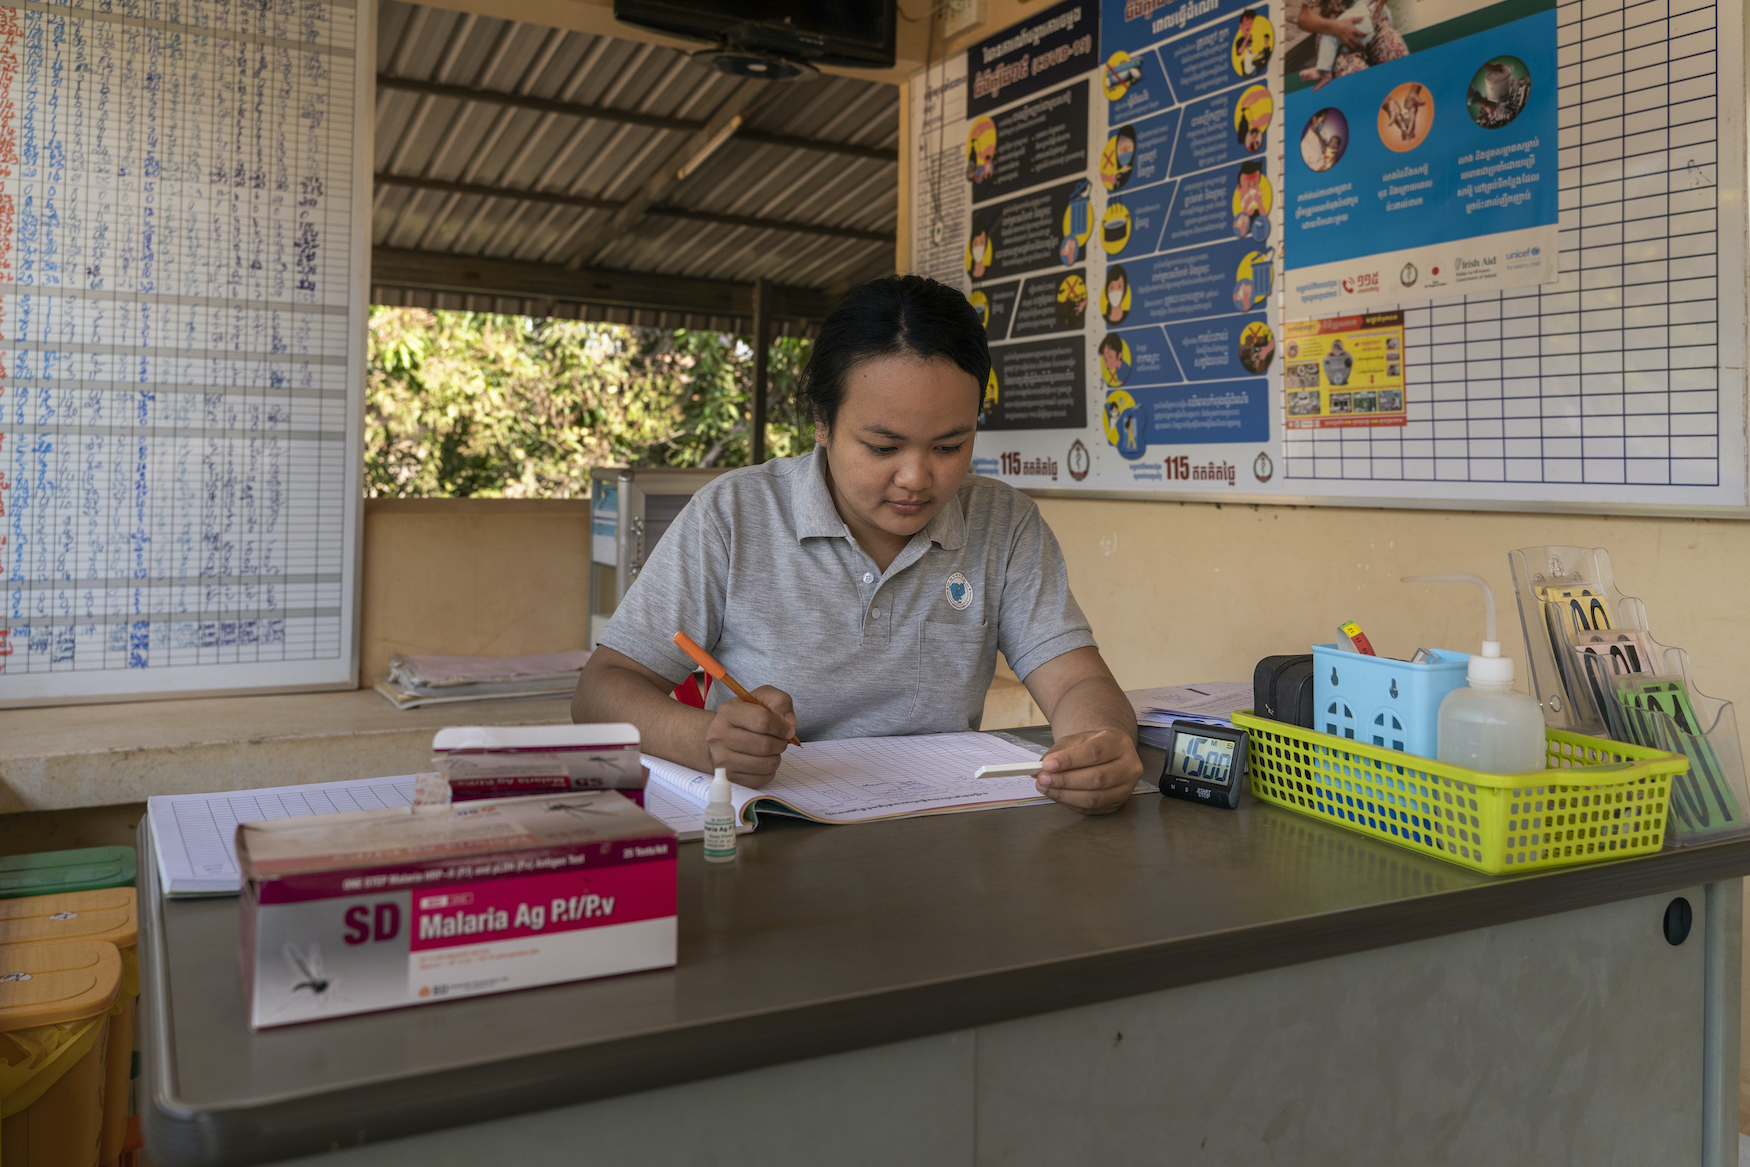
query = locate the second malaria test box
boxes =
[431,723,648,805]
[238,790,676,1029]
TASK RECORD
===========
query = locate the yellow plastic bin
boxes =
[0,940,123,1167]
[0,892,137,1167]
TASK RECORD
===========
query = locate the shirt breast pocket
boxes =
[911,620,999,731]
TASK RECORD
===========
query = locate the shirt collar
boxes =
[922,483,967,551]
[793,447,850,541]
[792,447,968,552]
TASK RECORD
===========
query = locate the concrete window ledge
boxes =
[0,690,575,813]
[0,679,1042,813]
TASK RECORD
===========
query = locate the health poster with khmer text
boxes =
[1281,0,1559,317]
[1092,0,1280,491]
[909,0,1288,495]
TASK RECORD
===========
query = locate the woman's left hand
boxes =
[1332,12,1368,50]
[1037,727,1144,814]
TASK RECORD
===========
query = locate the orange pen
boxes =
[673,631,803,748]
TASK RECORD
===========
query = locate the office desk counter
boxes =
[142,731,1750,1167]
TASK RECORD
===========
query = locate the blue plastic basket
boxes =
[1312,644,1470,759]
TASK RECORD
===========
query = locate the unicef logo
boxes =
[945,572,974,611]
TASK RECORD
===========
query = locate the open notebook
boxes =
[645,731,1133,835]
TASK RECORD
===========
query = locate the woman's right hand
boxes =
[705,685,797,787]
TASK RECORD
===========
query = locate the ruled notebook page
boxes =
[644,732,1052,826]
[148,775,423,896]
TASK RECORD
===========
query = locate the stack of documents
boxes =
[1126,682,1252,729]
[374,650,589,709]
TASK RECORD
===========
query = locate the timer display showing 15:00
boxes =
[1169,733,1236,787]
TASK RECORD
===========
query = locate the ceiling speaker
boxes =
[692,49,817,81]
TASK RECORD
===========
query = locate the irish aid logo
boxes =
[945,572,974,611]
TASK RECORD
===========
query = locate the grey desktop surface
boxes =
[141,728,1750,1165]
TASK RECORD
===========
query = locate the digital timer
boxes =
[1139,720,1250,810]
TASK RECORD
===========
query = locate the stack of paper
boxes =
[1126,682,1252,729]
[374,650,589,709]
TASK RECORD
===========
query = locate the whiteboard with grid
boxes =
[0,0,372,705]
[1281,0,1746,509]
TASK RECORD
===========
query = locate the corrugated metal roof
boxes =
[370,1,900,322]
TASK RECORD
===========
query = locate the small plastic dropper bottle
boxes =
[703,767,737,863]
[1401,573,1547,774]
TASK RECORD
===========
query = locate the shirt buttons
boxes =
[862,572,874,583]
[870,608,883,619]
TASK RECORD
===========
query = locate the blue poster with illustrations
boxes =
[937,0,1284,493]
[1088,0,1277,467]
[1281,0,1559,317]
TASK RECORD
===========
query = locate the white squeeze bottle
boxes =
[703,767,738,863]
[1402,573,1547,774]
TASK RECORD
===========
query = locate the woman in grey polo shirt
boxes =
[573,276,1144,814]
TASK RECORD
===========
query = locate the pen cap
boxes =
[1402,573,1514,687]
[709,767,732,804]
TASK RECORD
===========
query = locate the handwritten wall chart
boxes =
[0,0,367,705]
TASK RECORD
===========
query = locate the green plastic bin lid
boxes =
[0,846,136,899]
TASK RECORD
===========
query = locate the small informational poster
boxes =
[1282,311,1406,429]
[1281,0,1559,316]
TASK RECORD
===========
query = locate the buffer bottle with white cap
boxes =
[1402,573,1547,773]
[703,768,738,863]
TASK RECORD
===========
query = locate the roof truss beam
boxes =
[374,174,893,245]
[370,247,830,323]
[377,75,897,164]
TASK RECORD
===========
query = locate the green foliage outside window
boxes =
[365,307,815,498]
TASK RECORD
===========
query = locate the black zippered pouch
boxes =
[1253,655,1315,728]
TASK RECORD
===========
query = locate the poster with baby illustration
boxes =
[1281,0,1559,318]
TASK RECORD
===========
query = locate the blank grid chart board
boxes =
[1280,0,1745,509]
[0,0,370,704]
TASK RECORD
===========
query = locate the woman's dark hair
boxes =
[1106,264,1128,289]
[801,276,992,431]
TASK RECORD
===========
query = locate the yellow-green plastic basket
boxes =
[1232,710,1686,875]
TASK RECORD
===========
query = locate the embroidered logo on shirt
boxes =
[945,572,973,611]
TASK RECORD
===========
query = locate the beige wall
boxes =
[359,497,1750,735]
[1040,498,1750,716]
[359,499,592,684]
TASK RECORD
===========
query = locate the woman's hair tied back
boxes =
[800,275,991,431]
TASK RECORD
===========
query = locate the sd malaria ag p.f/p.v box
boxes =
[238,790,676,1029]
